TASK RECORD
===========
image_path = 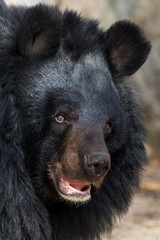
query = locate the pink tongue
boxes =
[70,182,90,191]
[59,178,91,196]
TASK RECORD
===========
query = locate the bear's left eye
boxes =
[105,122,112,135]
[55,114,65,123]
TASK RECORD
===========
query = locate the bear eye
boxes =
[106,123,110,129]
[55,114,65,123]
[105,121,112,135]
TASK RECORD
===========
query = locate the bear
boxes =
[0,1,151,240]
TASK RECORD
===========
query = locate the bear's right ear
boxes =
[17,5,62,60]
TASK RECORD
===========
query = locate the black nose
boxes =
[85,152,111,178]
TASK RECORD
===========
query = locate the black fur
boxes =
[0,1,151,240]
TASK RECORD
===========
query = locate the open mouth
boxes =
[54,168,91,203]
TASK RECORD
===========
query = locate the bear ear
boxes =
[104,20,151,77]
[17,5,62,60]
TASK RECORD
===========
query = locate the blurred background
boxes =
[5,0,160,239]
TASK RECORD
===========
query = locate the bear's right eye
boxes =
[55,114,65,123]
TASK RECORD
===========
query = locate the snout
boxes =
[84,152,111,179]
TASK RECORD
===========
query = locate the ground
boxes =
[103,158,160,240]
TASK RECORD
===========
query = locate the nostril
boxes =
[90,163,99,174]
[93,163,99,168]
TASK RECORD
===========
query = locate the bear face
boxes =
[0,2,151,240]
[18,51,125,203]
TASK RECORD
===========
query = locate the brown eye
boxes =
[105,122,112,134]
[55,114,65,123]
[106,123,110,129]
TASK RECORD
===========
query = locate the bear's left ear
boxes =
[104,20,151,77]
[17,5,62,60]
